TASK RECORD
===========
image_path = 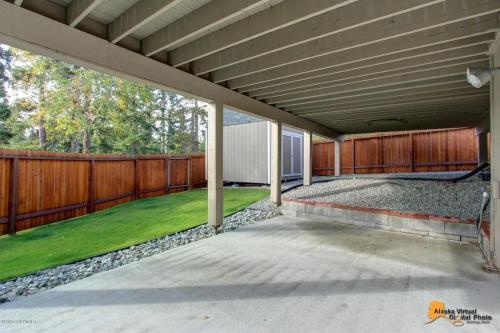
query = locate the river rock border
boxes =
[0,207,279,304]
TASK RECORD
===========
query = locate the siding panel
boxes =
[223,121,269,183]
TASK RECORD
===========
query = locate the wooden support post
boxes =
[271,121,282,205]
[489,42,500,267]
[207,100,224,228]
[303,131,312,186]
[87,160,96,213]
[8,157,19,235]
[334,141,341,177]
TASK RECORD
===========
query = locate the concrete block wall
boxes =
[282,199,482,244]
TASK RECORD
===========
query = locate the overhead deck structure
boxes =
[0,0,500,266]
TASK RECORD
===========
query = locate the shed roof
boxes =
[223,109,263,126]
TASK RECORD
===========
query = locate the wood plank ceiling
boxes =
[10,0,500,134]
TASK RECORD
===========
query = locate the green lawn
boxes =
[0,188,268,282]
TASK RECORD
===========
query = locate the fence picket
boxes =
[0,152,205,235]
[313,128,479,176]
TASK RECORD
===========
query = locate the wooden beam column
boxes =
[490,42,500,267]
[207,100,224,228]
[271,121,282,205]
[334,140,341,177]
[303,131,313,186]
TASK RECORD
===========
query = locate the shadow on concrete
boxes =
[4,275,485,309]
[231,220,489,282]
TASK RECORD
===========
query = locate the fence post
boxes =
[188,157,192,190]
[352,138,356,174]
[87,160,96,213]
[134,158,139,199]
[409,133,415,172]
[165,158,170,194]
[8,157,19,235]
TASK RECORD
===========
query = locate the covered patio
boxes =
[2,215,499,332]
[1,0,500,331]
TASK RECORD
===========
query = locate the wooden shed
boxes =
[222,109,303,184]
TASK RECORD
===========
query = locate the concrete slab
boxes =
[1,216,500,333]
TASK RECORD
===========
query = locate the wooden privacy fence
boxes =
[313,128,479,176]
[0,150,206,235]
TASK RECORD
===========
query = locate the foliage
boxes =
[0,45,12,144]
[0,188,269,281]
[0,45,207,154]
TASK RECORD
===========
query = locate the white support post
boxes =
[303,131,313,186]
[208,100,223,229]
[490,44,500,267]
[271,121,282,205]
[334,141,341,177]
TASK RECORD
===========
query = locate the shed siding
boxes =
[223,121,269,184]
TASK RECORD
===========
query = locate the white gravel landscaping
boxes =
[0,201,279,304]
[283,175,490,220]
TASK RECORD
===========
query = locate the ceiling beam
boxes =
[283,82,474,112]
[108,0,181,44]
[0,1,341,139]
[311,104,489,123]
[292,89,490,115]
[275,76,468,108]
[249,50,488,99]
[192,0,443,75]
[268,62,484,105]
[227,17,498,90]
[165,0,357,65]
[141,0,272,56]
[212,1,500,82]
[327,112,486,133]
[66,0,103,27]
[237,36,493,94]
[302,95,490,118]
[311,107,489,126]
[289,86,488,113]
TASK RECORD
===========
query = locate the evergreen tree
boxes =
[2,45,206,154]
[0,45,12,144]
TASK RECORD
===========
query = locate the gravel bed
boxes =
[336,171,477,180]
[284,176,490,220]
[0,200,280,304]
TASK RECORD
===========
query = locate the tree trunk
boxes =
[70,137,81,152]
[160,92,167,153]
[191,100,199,152]
[38,122,46,149]
[83,129,90,153]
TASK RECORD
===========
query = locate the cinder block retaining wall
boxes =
[282,199,490,246]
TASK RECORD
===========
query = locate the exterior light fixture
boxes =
[466,67,500,88]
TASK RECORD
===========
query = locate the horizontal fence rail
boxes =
[0,150,206,235]
[313,128,480,176]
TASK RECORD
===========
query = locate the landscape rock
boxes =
[0,199,280,304]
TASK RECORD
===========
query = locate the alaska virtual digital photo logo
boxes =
[426,301,493,326]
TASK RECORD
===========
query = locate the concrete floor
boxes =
[1,216,500,333]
